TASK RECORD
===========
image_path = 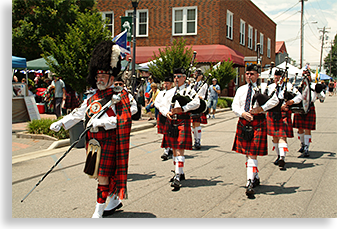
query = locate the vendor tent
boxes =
[319,73,332,80]
[12,56,27,68]
[260,61,302,79]
[26,57,55,70]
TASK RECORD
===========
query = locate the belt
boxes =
[173,114,190,120]
[252,114,266,120]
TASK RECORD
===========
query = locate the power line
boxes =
[276,10,299,24]
[273,1,300,20]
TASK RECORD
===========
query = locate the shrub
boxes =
[28,118,69,139]
[216,97,233,108]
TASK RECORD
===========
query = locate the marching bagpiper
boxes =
[154,76,174,160]
[232,64,279,198]
[293,69,325,157]
[50,41,133,218]
[265,69,302,170]
[157,67,200,189]
[190,68,208,150]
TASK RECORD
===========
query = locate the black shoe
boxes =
[102,202,123,216]
[298,144,305,153]
[161,153,169,161]
[278,159,286,169]
[252,177,260,187]
[274,156,280,165]
[303,148,309,157]
[168,149,173,156]
[171,174,181,189]
[170,171,185,182]
[245,179,255,198]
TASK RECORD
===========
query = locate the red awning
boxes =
[129,44,244,66]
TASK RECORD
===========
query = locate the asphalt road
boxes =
[12,95,337,220]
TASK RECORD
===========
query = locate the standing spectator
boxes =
[63,84,80,115]
[207,78,221,119]
[50,74,66,118]
[328,80,334,96]
[145,76,154,106]
[145,83,160,121]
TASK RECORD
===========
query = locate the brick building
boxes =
[97,0,276,96]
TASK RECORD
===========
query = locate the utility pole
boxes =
[318,26,330,72]
[329,40,333,75]
[300,0,308,69]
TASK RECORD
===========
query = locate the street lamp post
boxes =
[131,0,139,96]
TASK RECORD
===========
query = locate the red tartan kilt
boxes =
[65,92,80,110]
[157,113,168,134]
[267,110,294,138]
[161,118,192,150]
[232,115,268,156]
[191,113,208,124]
[86,129,117,177]
[292,106,316,130]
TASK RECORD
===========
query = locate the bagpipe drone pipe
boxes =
[171,72,212,115]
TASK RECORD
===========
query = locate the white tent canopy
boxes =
[260,61,302,79]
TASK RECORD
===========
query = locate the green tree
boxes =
[205,59,237,91]
[324,33,337,78]
[40,9,111,95]
[12,0,95,61]
[148,38,194,81]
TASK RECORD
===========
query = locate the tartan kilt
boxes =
[232,114,268,156]
[65,92,80,110]
[267,110,294,138]
[292,106,316,130]
[157,113,168,134]
[86,129,117,177]
[191,113,208,124]
[161,118,192,150]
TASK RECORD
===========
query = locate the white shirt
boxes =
[190,80,208,99]
[266,82,302,104]
[232,82,279,118]
[309,82,325,102]
[158,84,200,117]
[59,86,135,130]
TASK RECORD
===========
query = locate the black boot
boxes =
[278,157,286,170]
[274,155,280,165]
[303,146,309,157]
[171,174,181,189]
[245,179,255,198]
[298,143,305,153]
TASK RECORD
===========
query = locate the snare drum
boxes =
[290,77,311,114]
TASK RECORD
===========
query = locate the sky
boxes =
[251,0,337,73]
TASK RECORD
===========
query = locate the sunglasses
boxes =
[114,82,124,86]
[246,73,256,76]
[174,74,184,78]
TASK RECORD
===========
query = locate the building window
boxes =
[260,33,264,54]
[226,10,233,40]
[254,29,257,51]
[126,9,148,37]
[240,19,245,46]
[267,38,271,58]
[172,6,197,36]
[248,25,253,49]
[102,11,114,37]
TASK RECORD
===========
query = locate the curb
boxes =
[16,131,58,141]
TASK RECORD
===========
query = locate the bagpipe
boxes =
[170,51,209,115]
[171,72,212,115]
[250,43,282,113]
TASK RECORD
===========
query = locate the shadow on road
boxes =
[297,151,336,160]
[254,184,301,195]
[105,210,157,218]
[127,171,156,182]
[182,176,229,188]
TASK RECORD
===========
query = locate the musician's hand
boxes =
[281,104,289,111]
[250,107,263,114]
[171,107,183,114]
[286,100,294,106]
[242,112,253,122]
[166,112,173,120]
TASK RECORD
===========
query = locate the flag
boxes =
[112,29,131,58]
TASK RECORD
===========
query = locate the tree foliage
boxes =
[205,59,237,90]
[323,33,337,78]
[39,9,111,94]
[148,38,194,81]
[12,0,95,61]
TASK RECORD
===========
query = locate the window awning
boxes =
[129,44,245,66]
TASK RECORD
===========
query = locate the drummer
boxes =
[265,69,302,170]
[293,70,325,157]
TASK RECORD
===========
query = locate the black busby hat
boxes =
[246,64,259,72]
[173,67,186,75]
[87,40,122,89]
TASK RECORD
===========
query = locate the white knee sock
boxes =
[273,142,279,156]
[191,127,196,141]
[298,132,304,144]
[247,159,258,181]
[278,142,288,158]
[304,135,312,148]
[175,156,185,175]
[196,126,202,142]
